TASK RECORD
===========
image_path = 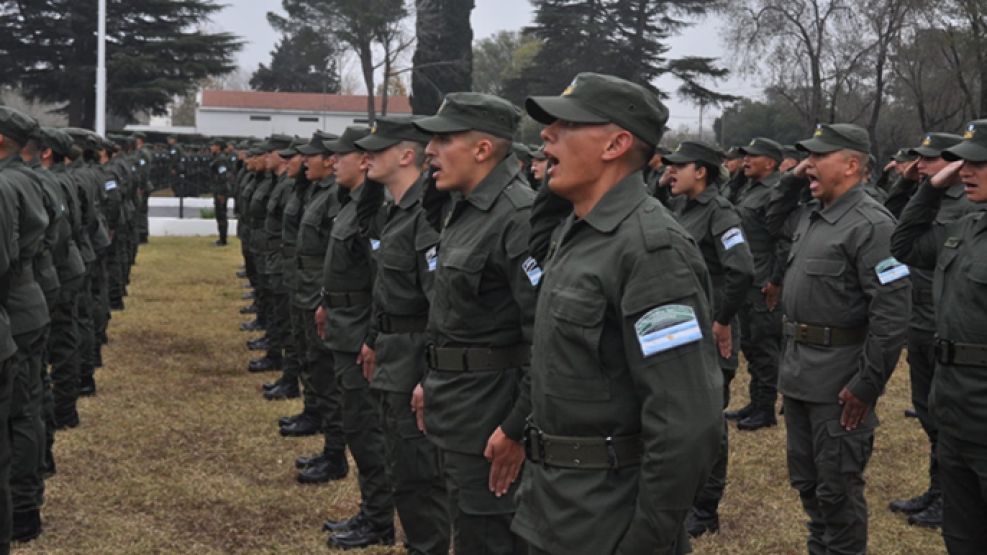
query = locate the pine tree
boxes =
[250,17,342,93]
[1,0,241,128]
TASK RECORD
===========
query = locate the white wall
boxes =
[150,217,238,237]
[196,108,370,138]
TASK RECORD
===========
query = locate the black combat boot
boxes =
[12,509,42,543]
[889,488,937,514]
[724,403,754,421]
[907,494,943,528]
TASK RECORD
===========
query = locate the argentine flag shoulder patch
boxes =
[104,180,118,191]
[635,304,703,358]
[721,227,745,250]
[425,246,438,272]
[522,256,542,286]
[875,257,909,285]
[369,238,381,251]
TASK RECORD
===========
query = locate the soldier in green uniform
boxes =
[511,73,721,555]
[660,141,755,537]
[164,135,185,195]
[132,132,153,244]
[209,139,231,246]
[891,119,987,555]
[0,137,21,555]
[884,132,976,528]
[411,92,538,555]
[315,125,395,549]
[724,137,787,431]
[354,117,451,554]
[766,124,910,555]
[0,107,52,543]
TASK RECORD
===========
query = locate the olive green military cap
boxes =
[526,72,670,147]
[210,137,227,147]
[38,127,74,156]
[356,116,431,151]
[247,146,266,156]
[277,136,307,157]
[132,131,147,140]
[724,146,743,160]
[261,133,293,152]
[892,148,917,163]
[512,142,532,162]
[529,145,547,161]
[796,123,870,155]
[942,120,987,163]
[738,137,784,162]
[661,141,725,168]
[297,130,339,155]
[325,126,371,154]
[0,105,40,146]
[908,132,963,158]
[414,92,520,140]
[783,145,806,161]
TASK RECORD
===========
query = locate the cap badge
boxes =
[370,122,379,135]
[964,124,976,140]
[813,125,824,138]
[922,136,932,146]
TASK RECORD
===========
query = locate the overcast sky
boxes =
[212,0,758,133]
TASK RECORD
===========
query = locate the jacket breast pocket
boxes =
[438,248,487,320]
[934,249,960,304]
[544,287,611,401]
[803,257,847,320]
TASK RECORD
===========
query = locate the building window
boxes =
[299,117,319,122]
[250,115,271,121]
[352,118,370,124]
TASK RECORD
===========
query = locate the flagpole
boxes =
[95,0,107,135]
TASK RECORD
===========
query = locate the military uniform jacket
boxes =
[423,155,538,454]
[19,161,64,299]
[321,182,384,353]
[666,187,754,369]
[209,153,231,197]
[294,177,341,310]
[363,176,440,394]
[50,164,90,272]
[281,177,310,292]
[69,161,111,256]
[0,157,51,334]
[891,183,987,445]
[248,172,276,271]
[734,172,788,288]
[513,172,722,555]
[34,164,85,284]
[0,165,22,360]
[767,180,910,404]
[263,174,293,281]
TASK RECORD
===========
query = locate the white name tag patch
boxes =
[425,246,438,272]
[635,304,703,358]
[139,159,147,166]
[721,227,745,250]
[876,257,909,285]
[370,239,381,251]
[218,166,227,174]
[104,180,118,191]
[522,256,542,286]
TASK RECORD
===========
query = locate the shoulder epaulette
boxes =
[503,180,535,210]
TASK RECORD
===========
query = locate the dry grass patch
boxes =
[18,236,947,554]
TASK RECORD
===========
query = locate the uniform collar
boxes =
[811,182,865,224]
[317,176,335,189]
[581,170,648,233]
[945,182,967,199]
[465,154,522,212]
[397,174,425,210]
[688,185,718,207]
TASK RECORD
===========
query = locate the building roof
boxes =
[200,90,413,114]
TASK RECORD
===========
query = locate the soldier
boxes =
[132,132,153,244]
[164,135,185,195]
[530,146,548,189]
[0,134,20,555]
[354,117,451,554]
[659,141,755,538]
[891,119,987,555]
[0,106,51,543]
[781,145,805,173]
[766,124,909,555]
[315,125,395,549]
[411,92,538,555]
[512,73,722,555]
[209,138,231,246]
[724,137,787,431]
[884,132,977,529]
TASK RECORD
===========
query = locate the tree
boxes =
[508,0,736,106]
[714,91,807,148]
[472,31,542,97]
[2,0,241,128]
[250,16,342,93]
[410,0,474,115]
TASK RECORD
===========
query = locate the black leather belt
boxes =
[297,254,324,271]
[783,318,867,347]
[426,344,530,371]
[935,338,987,367]
[322,289,371,308]
[524,425,642,470]
[378,313,428,334]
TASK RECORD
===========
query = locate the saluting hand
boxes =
[484,427,524,498]
[838,387,870,431]
[793,158,812,178]
[901,159,922,182]
[931,160,964,189]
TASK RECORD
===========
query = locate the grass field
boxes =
[20,236,947,554]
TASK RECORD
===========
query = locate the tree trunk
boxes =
[359,40,376,121]
[411,0,474,115]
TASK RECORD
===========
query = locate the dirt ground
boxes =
[18,237,947,554]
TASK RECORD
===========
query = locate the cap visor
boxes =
[908,146,940,158]
[413,115,472,135]
[942,142,987,163]
[524,96,609,125]
[795,138,842,154]
[277,148,298,157]
[323,139,355,154]
[296,143,325,155]
[354,134,400,152]
[661,152,697,165]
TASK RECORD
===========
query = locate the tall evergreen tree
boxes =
[410,0,474,115]
[250,15,342,93]
[1,0,241,128]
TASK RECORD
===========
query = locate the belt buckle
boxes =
[523,425,545,463]
[426,344,437,369]
[605,436,618,471]
[796,324,810,343]
[821,327,832,347]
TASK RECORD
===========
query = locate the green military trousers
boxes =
[784,397,876,555]
[739,290,782,411]
[49,277,83,424]
[441,449,526,555]
[302,313,344,451]
[76,272,96,385]
[0,354,16,554]
[214,195,228,244]
[938,432,987,554]
[332,351,393,528]
[907,327,939,493]
[376,391,450,555]
[10,327,48,515]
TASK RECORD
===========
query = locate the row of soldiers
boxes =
[0,105,152,552]
[222,74,986,555]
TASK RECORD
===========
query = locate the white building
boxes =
[194,90,413,138]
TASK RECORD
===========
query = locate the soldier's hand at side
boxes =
[793,158,812,178]
[901,159,922,182]
[762,282,781,311]
[484,427,524,498]
[411,383,426,433]
[838,387,870,431]
[357,343,376,382]
[712,321,732,359]
[315,305,328,340]
[931,160,964,188]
